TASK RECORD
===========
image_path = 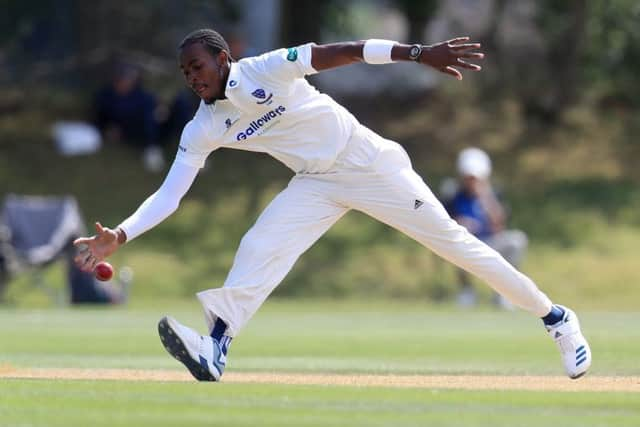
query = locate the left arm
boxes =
[471,180,507,232]
[311,37,484,80]
[478,188,507,232]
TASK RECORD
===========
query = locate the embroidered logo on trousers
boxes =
[414,199,424,210]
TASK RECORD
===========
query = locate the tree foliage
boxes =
[394,0,439,42]
[582,0,640,106]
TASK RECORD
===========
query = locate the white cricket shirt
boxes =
[175,43,360,174]
[118,43,393,242]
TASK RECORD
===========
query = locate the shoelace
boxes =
[555,331,579,353]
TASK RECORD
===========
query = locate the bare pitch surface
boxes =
[1,366,638,392]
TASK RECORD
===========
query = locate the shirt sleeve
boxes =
[175,108,221,168]
[117,160,200,242]
[245,42,318,85]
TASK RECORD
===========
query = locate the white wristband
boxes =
[363,39,396,64]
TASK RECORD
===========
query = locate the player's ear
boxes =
[217,50,228,67]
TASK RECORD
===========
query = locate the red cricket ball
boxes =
[94,261,114,281]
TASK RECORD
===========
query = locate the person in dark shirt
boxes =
[447,148,528,308]
[95,63,164,172]
[159,88,200,142]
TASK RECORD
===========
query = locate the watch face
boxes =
[410,45,422,60]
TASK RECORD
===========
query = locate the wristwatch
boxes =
[408,44,423,62]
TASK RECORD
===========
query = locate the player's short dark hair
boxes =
[179,29,232,59]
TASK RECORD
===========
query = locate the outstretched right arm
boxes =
[73,160,199,272]
[310,37,483,80]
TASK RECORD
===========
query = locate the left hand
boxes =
[420,37,484,80]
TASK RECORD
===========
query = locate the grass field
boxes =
[1,300,638,426]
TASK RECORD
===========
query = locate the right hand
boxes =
[73,222,121,272]
[419,37,484,80]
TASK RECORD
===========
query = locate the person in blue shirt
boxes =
[447,148,528,308]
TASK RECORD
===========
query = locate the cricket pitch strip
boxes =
[1,367,638,392]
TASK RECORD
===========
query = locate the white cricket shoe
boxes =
[545,305,591,379]
[158,316,226,381]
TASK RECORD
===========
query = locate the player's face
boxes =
[179,43,229,103]
[462,175,482,195]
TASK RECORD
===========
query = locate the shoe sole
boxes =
[157,316,217,382]
[570,371,587,380]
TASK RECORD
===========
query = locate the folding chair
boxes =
[0,194,128,304]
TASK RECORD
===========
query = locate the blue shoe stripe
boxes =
[576,345,585,353]
[212,340,226,370]
[576,355,588,366]
[199,355,208,369]
[576,349,587,359]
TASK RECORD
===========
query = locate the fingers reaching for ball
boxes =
[72,221,122,271]
[74,249,98,272]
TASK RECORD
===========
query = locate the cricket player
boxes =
[74,29,591,381]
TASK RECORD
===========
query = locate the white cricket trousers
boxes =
[198,126,553,336]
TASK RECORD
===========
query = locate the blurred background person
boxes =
[158,88,200,144]
[445,147,528,309]
[95,62,165,172]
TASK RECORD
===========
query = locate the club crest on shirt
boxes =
[251,88,273,105]
[251,89,266,99]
